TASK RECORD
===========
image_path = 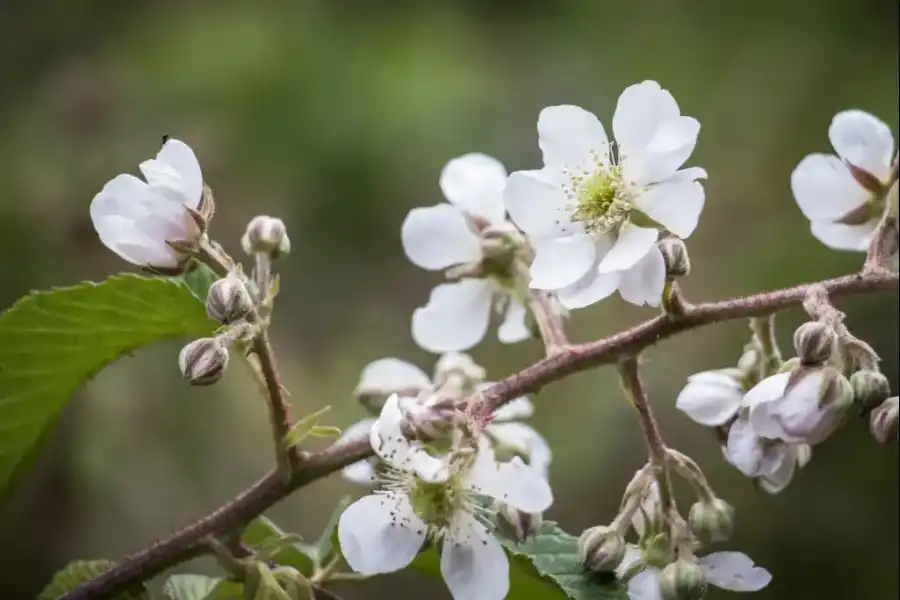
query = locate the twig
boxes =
[526,290,570,355]
[252,331,301,476]
[59,269,898,600]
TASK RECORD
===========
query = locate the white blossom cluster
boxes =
[86,82,897,600]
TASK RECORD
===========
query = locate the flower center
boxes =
[568,164,632,234]
[409,477,462,528]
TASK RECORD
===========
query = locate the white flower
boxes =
[504,81,706,309]
[675,369,745,427]
[617,546,771,599]
[746,369,852,446]
[482,393,552,479]
[402,153,530,352]
[354,357,434,404]
[90,139,204,268]
[723,417,809,493]
[338,396,553,600]
[791,110,897,251]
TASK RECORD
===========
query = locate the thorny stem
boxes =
[526,289,570,355]
[59,269,898,600]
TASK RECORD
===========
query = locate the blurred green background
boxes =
[0,0,897,599]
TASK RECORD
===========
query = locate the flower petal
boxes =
[699,552,772,592]
[440,153,509,225]
[598,224,659,273]
[497,297,530,344]
[504,169,576,238]
[155,138,204,208]
[790,154,868,221]
[538,105,609,169]
[465,452,553,513]
[724,419,764,477]
[401,205,482,270]
[338,493,427,574]
[666,166,708,184]
[627,568,664,600]
[440,512,509,600]
[489,394,534,421]
[412,280,494,353]
[757,445,798,494]
[371,395,449,481]
[810,219,876,252]
[829,110,895,179]
[558,268,621,310]
[613,81,680,154]
[342,459,378,485]
[356,358,432,397]
[625,117,701,186]
[530,234,597,290]
[634,181,705,238]
[485,422,552,478]
[743,372,789,410]
[676,371,743,427]
[617,245,666,307]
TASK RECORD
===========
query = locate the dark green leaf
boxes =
[162,574,245,600]
[241,517,315,575]
[178,263,219,303]
[0,274,216,500]
[38,560,150,600]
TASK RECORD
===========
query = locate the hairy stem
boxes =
[59,269,898,600]
[253,331,301,477]
[527,290,570,355]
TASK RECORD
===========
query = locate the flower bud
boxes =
[792,321,836,366]
[578,525,626,573]
[433,352,486,391]
[658,237,691,278]
[178,337,229,386]
[850,369,891,412]
[495,502,543,543]
[870,396,899,444]
[688,498,734,544]
[242,215,290,257]
[206,273,253,324]
[659,559,708,600]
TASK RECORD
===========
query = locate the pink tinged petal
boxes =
[155,138,204,208]
[90,174,152,221]
[810,219,877,252]
[440,153,509,225]
[625,117,701,186]
[617,246,666,307]
[465,452,553,513]
[357,359,431,395]
[829,110,895,179]
[489,395,534,421]
[613,81,680,151]
[538,105,609,169]
[412,280,494,353]
[529,234,597,290]
[485,422,552,479]
[675,371,743,427]
[342,459,378,485]
[724,419,764,477]
[401,205,482,270]
[598,224,659,273]
[757,445,797,493]
[698,552,772,592]
[743,373,789,410]
[626,568,664,600]
[338,493,427,575]
[440,512,509,600]
[497,297,530,344]
[790,154,869,220]
[634,181,705,238]
[504,169,576,238]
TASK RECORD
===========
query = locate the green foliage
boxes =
[0,273,216,501]
[162,575,243,600]
[412,521,626,600]
[38,560,151,600]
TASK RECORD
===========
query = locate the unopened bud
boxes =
[206,273,253,324]
[433,352,486,390]
[242,215,290,257]
[496,502,543,543]
[850,369,891,412]
[659,559,708,600]
[658,237,691,278]
[578,526,626,573]
[178,337,229,386]
[404,393,457,439]
[870,396,899,444]
[688,498,734,544]
[792,321,836,366]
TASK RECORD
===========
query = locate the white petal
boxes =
[155,138,204,208]
[489,394,534,421]
[810,219,876,252]
[616,545,645,577]
[338,493,426,574]
[485,422,552,479]
[790,154,868,221]
[666,166,708,184]
[440,153,508,225]
[625,117,701,186]
[617,246,666,307]
[465,453,553,513]
[757,445,797,493]
[558,268,621,310]
[440,512,509,600]
[370,395,448,481]
[627,568,664,600]
[497,297,530,344]
[675,371,743,427]
[699,552,772,592]
[538,105,609,169]
[613,81,679,153]
[412,280,494,353]
[598,224,659,273]
[829,110,895,179]
[342,459,378,485]
[724,419,764,477]
[356,358,432,396]
[530,234,597,290]
[504,169,576,238]
[743,373,789,410]
[634,181,705,238]
[401,205,482,270]
[338,418,377,444]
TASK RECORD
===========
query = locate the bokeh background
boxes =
[0,1,898,599]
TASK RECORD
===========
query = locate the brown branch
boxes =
[59,269,898,600]
[252,331,301,475]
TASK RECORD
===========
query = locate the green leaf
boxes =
[282,405,334,449]
[163,575,240,600]
[178,263,219,303]
[309,494,352,566]
[38,560,151,600]
[0,274,216,500]
[241,517,315,575]
[411,521,626,600]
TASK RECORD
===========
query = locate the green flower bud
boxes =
[659,559,708,600]
[578,525,626,573]
[850,369,891,412]
[688,498,735,544]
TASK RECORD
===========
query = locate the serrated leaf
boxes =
[241,517,315,575]
[178,264,219,303]
[163,574,231,600]
[38,560,151,600]
[0,274,216,500]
